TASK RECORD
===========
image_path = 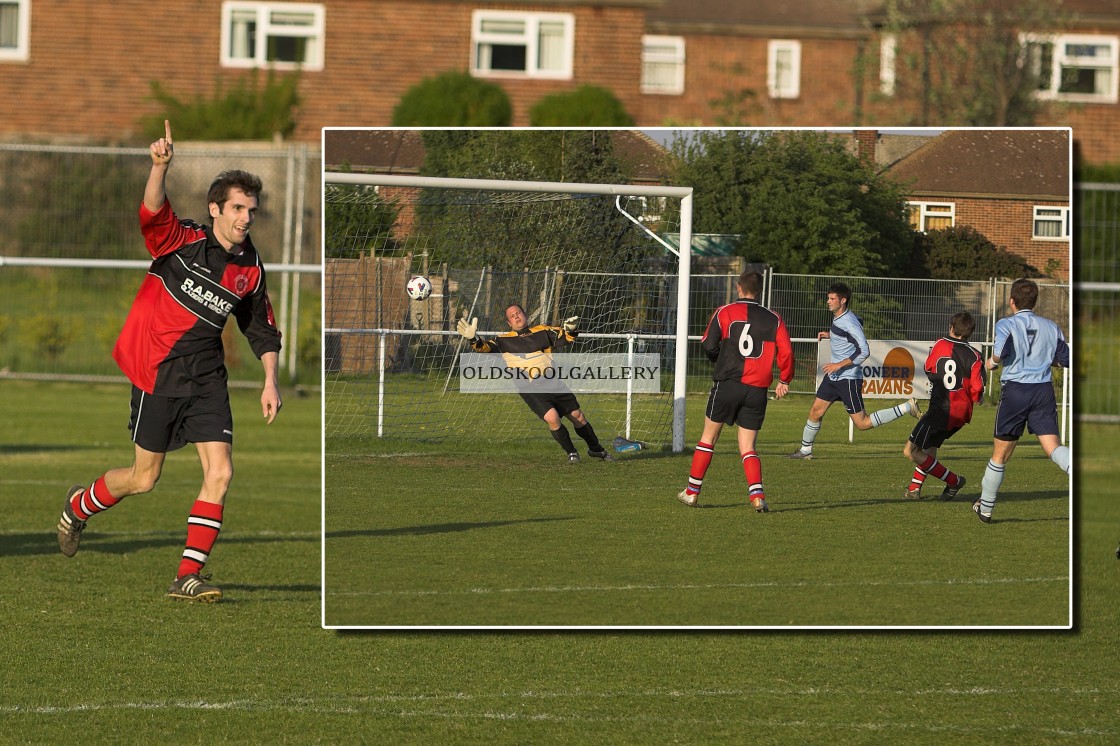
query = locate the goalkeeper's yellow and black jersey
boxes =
[469,324,575,373]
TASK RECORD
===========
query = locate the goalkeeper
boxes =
[457,304,614,463]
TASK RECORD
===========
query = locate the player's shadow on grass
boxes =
[779,489,1066,513]
[0,531,318,558]
[326,516,577,540]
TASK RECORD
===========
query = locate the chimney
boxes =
[855,130,878,166]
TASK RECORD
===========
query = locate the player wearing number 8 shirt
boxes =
[903,312,984,500]
[677,271,794,511]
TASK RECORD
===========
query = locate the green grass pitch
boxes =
[324,395,1070,628]
[5,382,1117,742]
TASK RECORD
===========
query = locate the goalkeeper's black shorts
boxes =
[519,390,581,419]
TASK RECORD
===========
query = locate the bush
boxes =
[22,314,78,361]
[392,71,512,126]
[529,85,633,126]
[920,225,1038,280]
[141,69,300,141]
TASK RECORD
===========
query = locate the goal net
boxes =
[324,173,693,451]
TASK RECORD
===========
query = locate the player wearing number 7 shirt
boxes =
[677,271,794,512]
[903,311,985,500]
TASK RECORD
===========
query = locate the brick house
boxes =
[0,1,1114,166]
[878,129,1071,279]
[642,1,1118,166]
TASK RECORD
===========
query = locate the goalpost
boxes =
[324,172,693,452]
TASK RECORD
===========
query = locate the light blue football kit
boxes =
[793,308,916,456]
[977,309,1071,521]
[827,309,870,381]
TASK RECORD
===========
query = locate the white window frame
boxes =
[767,40,801,99]
[908,201,955,232]
[220,1,325,71]
[879,33,897,96]
[0,0,30,62]
[470,10,574,80]
[1022,32,1119,104]
[641,35,685,95]
[1032,205,1071,241]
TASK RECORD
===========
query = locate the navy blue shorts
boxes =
[814,376,865,415]
[129,386,233,453]
[705,380,769,430]
[994,380,1059,440]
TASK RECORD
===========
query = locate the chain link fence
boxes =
[1075,182,1119,421]
[0,142,322,386]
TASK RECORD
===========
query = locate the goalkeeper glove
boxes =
[456,316,478,341]
[562,316,579,333]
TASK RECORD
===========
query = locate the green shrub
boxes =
[391,71,512,126]
[141,69,301,141]
[528,85,633,126]
[920,225,1038,279]
[22,314,79,361]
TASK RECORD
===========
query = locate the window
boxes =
[767,40,801,99]
[879,34,897,96]
[908,202,955,232]
[221,1,325,71]
[471,10,574,80]
[1023,33,1119,103]
[642,35,685,95]
[0,0,30,62]
[1033,206,1071,240]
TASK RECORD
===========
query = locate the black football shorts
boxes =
[705,379,769,430]
[128,385,234,453]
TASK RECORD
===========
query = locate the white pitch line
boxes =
[3,691,1113,738]
[331,575,1068,597]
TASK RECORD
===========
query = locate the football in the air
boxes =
[406,275,432,301]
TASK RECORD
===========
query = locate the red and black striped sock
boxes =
[684,441,715,495]
[909,466,928,493]
[177,500,224,579]
[919,454,959,486]
[70,476,122,520]
[742,450,764,499]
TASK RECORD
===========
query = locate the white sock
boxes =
[799,419,821,453]
[869,402,907,428]
[979,459,1004,515]
[1050,446,1071,475]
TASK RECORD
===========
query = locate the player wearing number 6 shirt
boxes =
[677,271,794,511]
[973,278,1070,523]
[903,312,984,500]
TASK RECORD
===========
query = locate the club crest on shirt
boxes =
[235,274,251,295]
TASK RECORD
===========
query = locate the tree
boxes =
[919,225,1038,279]
[323,165,401,259]
[420,130,629,184]
[670,130,917,276]
[391,71,512,127]
[415,130,641,271]
[879,0,1071,126]
[528,86,633,126]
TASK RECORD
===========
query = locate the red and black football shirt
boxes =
[112,199,282,396]
[924,337,984,429]
[702,299,795,388]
